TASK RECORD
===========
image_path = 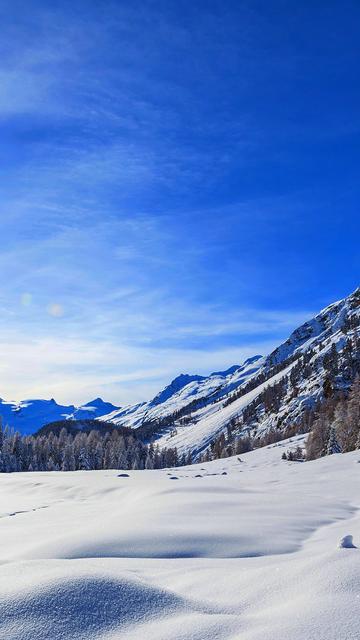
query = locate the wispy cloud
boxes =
[0,332,280,405]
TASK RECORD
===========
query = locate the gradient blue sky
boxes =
[0,0,359,404]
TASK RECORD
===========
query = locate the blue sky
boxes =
[0,0,359,404]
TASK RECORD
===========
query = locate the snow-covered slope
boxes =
[0,437,359,639]
[1,288,359,448]
[267,287,360,365]
[102,355,264,430]
[0,397,120,435]
[0,359,263,436]
[105,287,360,457]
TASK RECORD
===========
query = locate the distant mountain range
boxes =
[1,288,359,457]
[0,397,120,435]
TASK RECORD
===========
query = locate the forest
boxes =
[0,421,187,472]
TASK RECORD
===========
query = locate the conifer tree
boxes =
[326,425,341,455]
[62,442,76,471]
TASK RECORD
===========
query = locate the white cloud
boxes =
[0,334,278,405]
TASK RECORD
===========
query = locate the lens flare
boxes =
[47,303,64,317]
[21,293,32,307]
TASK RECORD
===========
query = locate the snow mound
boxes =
[339,534,357,549]
[1,438,360,639]
[0,566,188,640]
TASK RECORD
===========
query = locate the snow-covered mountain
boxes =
[101,355,263,431]
[102,287,360,457]
[1,287,359,448]
[0,397,121,435]
[0,359,262,436]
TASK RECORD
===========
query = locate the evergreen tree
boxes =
[333,398,350,452]
[306,414,329,460]
[347,375,360,448]
[62,442,76,471]
[78,446,91,470]
[326,425,341,455]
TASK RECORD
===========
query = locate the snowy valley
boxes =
[0,435,359,639]
[2,0,359,635]
[0,288,359,639]
[1,287,359,463]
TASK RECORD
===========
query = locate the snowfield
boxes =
[0,436,359,639]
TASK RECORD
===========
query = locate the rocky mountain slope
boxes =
[103,287,360,458]
[1,288,359,450]
[101,356,263,431]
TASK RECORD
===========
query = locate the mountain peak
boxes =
[82,397,110,408]
[210,365,240,377]
[267,287,360,368]
[243,355,263,366]
[1,288,358,439]
[150,373,205,407]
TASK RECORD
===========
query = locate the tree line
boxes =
[305,376,360,459]
[197,415,308,463]
[198,375,360,464]
[198,326,360,463]
[0,422,191,472]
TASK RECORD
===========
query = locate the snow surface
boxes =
[1,436,359,639]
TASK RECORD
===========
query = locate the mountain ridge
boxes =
[0,397,121,435]
[0,288,358,444]
[105,287,359,457]
[149,286,360,457]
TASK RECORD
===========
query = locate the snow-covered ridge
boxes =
[101,355,264,431]
[0,355,264,435]
[161,288,360,455]
[0,288,358,444]
[267,286,360,366]
[117,287,358,456]
[101,288,359,457]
